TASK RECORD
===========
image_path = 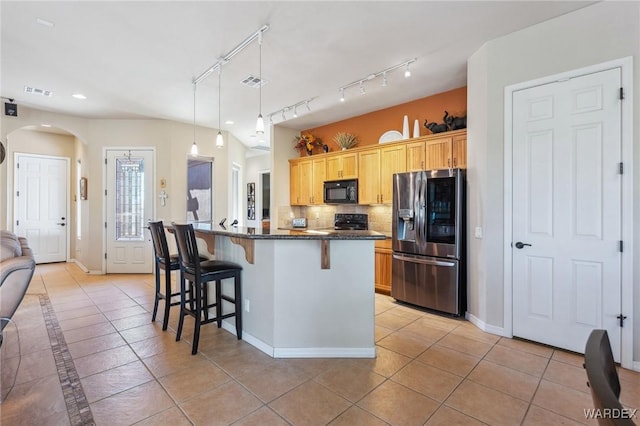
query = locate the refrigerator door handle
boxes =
[393,254,456,267]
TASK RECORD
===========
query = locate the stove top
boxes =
[334,213,368,230]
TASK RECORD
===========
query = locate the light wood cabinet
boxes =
[452,133,467,168]
[357,148,380,204]
[326,152,358,180]
[289,157,325,205]
[406,130,467,171]
[425,135,453,169]
[380,144,406,204]
[406,140,427,171]
[375,238,392,294]
[358,145,406,204]
[290,130,466,206]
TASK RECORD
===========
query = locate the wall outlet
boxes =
[245,299,250,312]
[474,227,483,239]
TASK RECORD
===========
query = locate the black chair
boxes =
[148,221,183,331]
[171,223,243,355]
[583,329,635,426]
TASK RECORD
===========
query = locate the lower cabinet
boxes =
[375,238,392,294]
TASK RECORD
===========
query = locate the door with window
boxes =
[14,154,69,263]
[512,68,622,359]
[105,149,154,273]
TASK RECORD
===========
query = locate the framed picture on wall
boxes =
[80,177,87,200]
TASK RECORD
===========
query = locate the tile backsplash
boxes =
[278,204,392,233]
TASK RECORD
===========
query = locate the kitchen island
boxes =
[184,222,385,358]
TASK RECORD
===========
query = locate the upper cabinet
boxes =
[289,130,466,206]
[326,152,358,180]
[405,129,467,171]
[357,144,406,204]
[289,157,325,206]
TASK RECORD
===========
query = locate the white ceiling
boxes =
[1,1,593,151]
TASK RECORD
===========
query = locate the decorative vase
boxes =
[323,144,329,153]
[413,119,420,138]
[341,147,347,151]
[402,115,410,139]
[306,149,313,156]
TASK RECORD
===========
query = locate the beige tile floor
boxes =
[1,262,638,425]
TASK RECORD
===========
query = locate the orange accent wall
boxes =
[301,86,466,156]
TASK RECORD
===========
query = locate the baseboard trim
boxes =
[221,321,375,358]
[69,259,102,275]
[273,347,376,359]
[466,312,511,338]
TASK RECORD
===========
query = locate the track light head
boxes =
[359,81,365,94]
[339,88,345,102]
[306,100,311,112]
[293,105,298,118]
[404,63,411,78]
[382,72,388,87]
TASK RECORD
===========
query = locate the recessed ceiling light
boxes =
[225,120,234,125]
[36,18,55,28]
[72,93,87,100]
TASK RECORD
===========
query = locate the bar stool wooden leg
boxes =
[161,266,172,330]
[192,280,203,355]
[176,279,187,342]
[235,274,242,339]
[152,261,160,323]
[215,280,222,328]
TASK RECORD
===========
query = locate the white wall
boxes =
[467,1,640,360]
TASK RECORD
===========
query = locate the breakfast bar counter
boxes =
[181,222,384,358]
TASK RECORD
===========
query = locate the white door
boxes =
[512,68,622,359]
[105,149,154,273]
[14,154,69,263]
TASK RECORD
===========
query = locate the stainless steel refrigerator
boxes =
[391,169,465,315]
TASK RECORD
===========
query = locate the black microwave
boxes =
[323,179,358,204]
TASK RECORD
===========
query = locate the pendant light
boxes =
[255,32,264,135]
[190,83,199,156]
[216,68,224,148]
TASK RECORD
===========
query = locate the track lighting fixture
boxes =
[191,83,199,156]
[190,24,268,148]
[256,32,265,135]
[337,58,416,102]
[216,68,224,148]
[268,97,315,124]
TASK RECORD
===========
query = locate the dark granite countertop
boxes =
[182,222,386,241]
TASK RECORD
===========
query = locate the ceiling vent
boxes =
[241,75,268,88]
[24,86,53,97]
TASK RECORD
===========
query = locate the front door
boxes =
[512,68,622,359]
[14,154,69,263]
[105,149,154,273]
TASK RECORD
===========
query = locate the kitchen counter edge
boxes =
[184,223,386,241]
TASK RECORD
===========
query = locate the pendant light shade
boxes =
[256,32,264,135]
[216,68,224,148]
[256,114,264,134]
[191,83,199,156]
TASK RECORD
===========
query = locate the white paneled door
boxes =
[512,68,622,360]
[105,149,154,273]
[15,154,69,263]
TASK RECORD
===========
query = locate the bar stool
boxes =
[171,223,243,355]
[148,221,183,330]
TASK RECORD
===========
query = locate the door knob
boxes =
[57,223,66,226]
[514,241,531,249]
